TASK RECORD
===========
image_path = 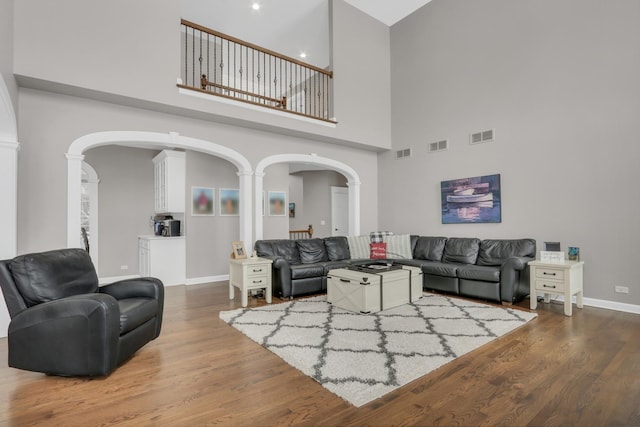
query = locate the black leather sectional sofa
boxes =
[254,235,536,304]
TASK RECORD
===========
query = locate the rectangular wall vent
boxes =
[429,140,448,153]
[395,148,412,159]
[470,129,495,145]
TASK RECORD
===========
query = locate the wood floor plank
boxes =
[1,282,639,426]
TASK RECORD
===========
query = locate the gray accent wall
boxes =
[83,146,156,277]
[381,0,640,304]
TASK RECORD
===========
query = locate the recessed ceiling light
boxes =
[252,3,260,11]
[300,52,307,59]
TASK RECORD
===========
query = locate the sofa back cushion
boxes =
[297,239,329,264]
[383,234,413,259]
[442,238,481,264]
[347,235,371,259]
[254,240,301,265]
[413,236,447,261]
[10,248,99,307]
[477,239,537,266]
[324,236,351,261]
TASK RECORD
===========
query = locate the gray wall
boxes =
[262,163,293,241]
[290,170,348,238]
[13,0,392,150]
[16,88,379,278]
[0,0,17,116]
[381,0,640,304]
[83,146,156,277]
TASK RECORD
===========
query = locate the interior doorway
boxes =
[331,186,348,236]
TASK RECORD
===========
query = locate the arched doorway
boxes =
[254,153,361,241]
[66,131,253,251]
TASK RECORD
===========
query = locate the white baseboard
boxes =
[185,275,229,286]
[540,294,640,315]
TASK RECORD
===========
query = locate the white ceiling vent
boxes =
[470,129,495,145]
[395,148,412,159]
[429,140,448,153]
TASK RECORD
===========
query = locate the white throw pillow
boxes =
[347,235,371,259]
[383,234,413,259]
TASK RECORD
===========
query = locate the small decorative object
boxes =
[289,202,295,218]
[219,189,240,216]
[191,187,214,216]
[568,246,580,261]
[441,174,501,224]
[544,241,561,252]
[231,241,247,259]
[541,251,565,263]
[268,191,287,216]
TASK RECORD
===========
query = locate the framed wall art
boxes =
[191,187,214,216]
[268,191,286,216]
[441,174,501,224]
[219,188,239,216]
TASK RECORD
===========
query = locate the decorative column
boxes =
[0,141,19,259]
[347,179,361,236]
[254,171,265,242]
[237,170,253,250]
[66,153,85,249]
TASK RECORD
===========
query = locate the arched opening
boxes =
[254,154,361,241]
[66,131,253,256]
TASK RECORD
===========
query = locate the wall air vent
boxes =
[470,129,495,145]
[429,140,448,153]
[395,148,412,159]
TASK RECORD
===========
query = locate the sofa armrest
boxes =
[100,277,164,301]
[271,257,293,298]
[8,294,120,376]
[500,256,534,303]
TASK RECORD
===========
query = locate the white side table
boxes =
[229,257,273,307]
[529,260,584,316]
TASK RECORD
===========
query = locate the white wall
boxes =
[13,0,392,150]
[381,0,640,305]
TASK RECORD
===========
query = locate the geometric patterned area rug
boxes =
[219,293,537,407]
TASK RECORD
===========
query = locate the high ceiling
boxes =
[181,0,432,69]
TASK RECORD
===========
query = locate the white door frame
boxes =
[254,153,361,242]
[66,131,254,250]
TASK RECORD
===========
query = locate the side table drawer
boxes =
[247,265,269,277]
[246,276,268,287]
[535,267,564,281]
[535,279,565,292]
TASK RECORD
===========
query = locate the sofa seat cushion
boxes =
[477,239,536,266]
[457,265,500,283]
[421,261,460,278]
[442,238,481,264]
[297,239,329,264]
[413,236,447,261]
[118,298,158,335]
[291,264,326,280]
[324,237,350,261]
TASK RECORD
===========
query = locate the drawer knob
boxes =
[543,272,556,276]
[543,284,557,289]
[252,269,262,272]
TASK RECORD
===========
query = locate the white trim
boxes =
[177,87,337,128]
[0,74,17,142]
[66,131,253,250]
[545,294,640,315]
[82,161,100,273]
[185,275,229,285]
[254,153,361,242]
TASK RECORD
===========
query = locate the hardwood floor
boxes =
[1,282,639,426]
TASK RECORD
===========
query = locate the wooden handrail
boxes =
[289,224,313,240]
[200,75,286,108]
[181,19,333,78]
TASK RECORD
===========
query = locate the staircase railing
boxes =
[179,19,335,123]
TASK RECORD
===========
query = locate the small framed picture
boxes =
[231,241,247,259]
[219,188,239,216]
[192,187,214,216]
[289,202,296,218]
[568,246,580,261]
[268,191,287,216]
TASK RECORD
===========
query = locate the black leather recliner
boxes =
[0,248,164,376]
